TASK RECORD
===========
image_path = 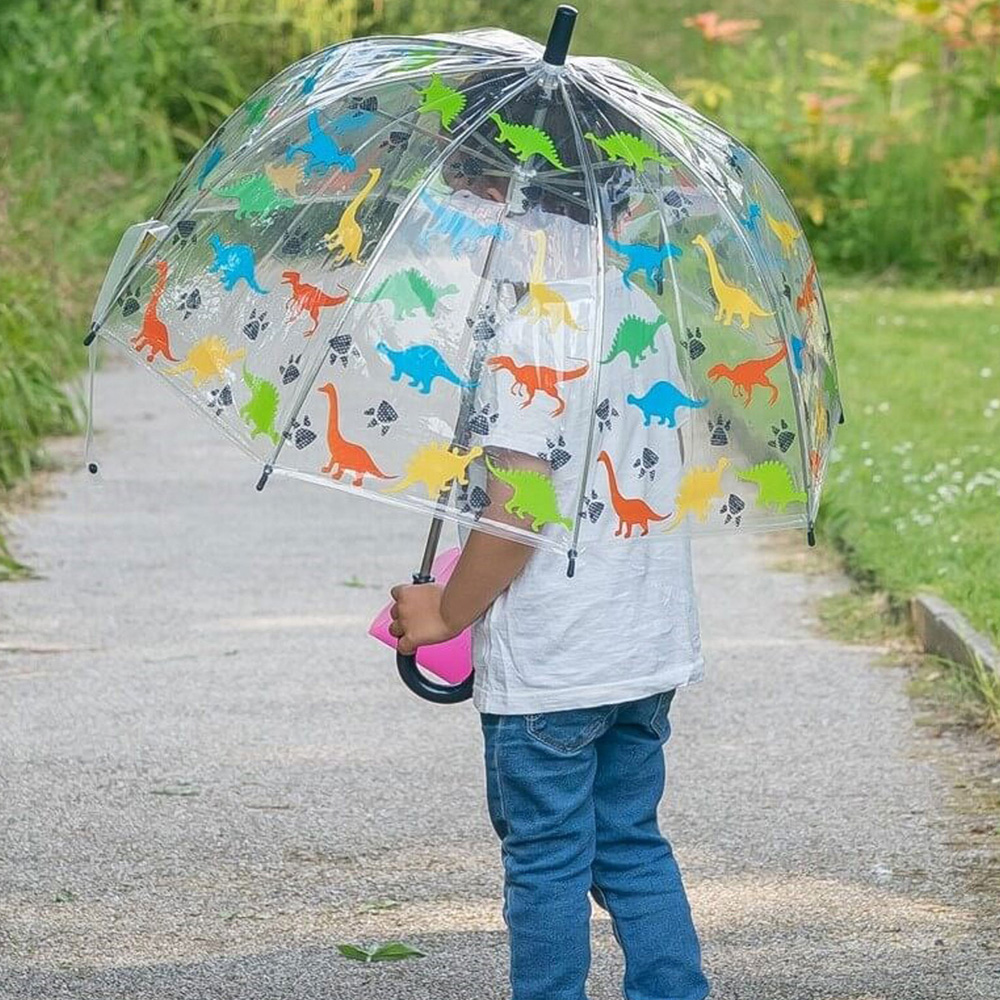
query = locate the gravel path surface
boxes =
[1,360,997,999]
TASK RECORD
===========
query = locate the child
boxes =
[390,84,710,1000]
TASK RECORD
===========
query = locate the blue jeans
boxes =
[480,690,709,1000]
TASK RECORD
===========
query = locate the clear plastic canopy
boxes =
[89,27,842,558]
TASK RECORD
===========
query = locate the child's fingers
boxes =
[397,634,417,655]
[389,603,400,621]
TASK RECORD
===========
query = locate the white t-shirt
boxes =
[464,214,706,714]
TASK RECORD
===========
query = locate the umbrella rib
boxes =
[258,66,546,486]
[571,64,817,525]
[554,75,608,569]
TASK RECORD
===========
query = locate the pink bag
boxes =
[368,547,473,685]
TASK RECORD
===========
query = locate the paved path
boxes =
[1,359,997,999]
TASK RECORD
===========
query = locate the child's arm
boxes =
[389,449,548,654]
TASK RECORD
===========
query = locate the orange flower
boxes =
[682,11,762,44]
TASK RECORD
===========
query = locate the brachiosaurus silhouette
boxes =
[520,230,582,331]
[318,382,393,487]
[486,355,588,417]
[707,341,788,407]
[692,234,773,330]
[597,450,670,538]
[282,271,349,337]
[130,260,178,362]
[323,167,381,264]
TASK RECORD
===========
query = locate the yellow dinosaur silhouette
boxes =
[692,235,773,330]
[324,167,381,264]
[167,335,246,387]
[521,231,582,332]
[384,442,483,498]
[264,161,304,197]
[664,457,730,531]
[764,211,801,259]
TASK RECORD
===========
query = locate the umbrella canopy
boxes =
[87,14,842,568]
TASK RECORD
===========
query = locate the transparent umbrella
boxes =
[85,6,843,703]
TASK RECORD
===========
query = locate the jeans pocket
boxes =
[649,689,676,744]
[524,705,616,755]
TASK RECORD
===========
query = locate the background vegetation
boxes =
[1,1,997,647]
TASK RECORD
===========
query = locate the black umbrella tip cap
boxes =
[543,5,578,66]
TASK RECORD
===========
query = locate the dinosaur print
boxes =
[486,355,589,417]
[167,336,246,387]
[216,172,295,221]
[130,260,178,362]
[790,334,805,372]
[416,74,466,130]
[600,314,666,368]
[196,145,224,190]
[707,342,788,407]
[208,234,268,294]
[323,167,380,264]
[795,259,818,320]
[521,231,582,331]
[318,382,392,486]
[735,460,807,511]
[329,107,375,135]
[385,443,483,498]
[764,211,801,258]
[317,144,382,196]
[263,161,304,198]
[486,458,572,532]
[355,268,458,320]
[627,381,708,427]
[285,110,357,176]
[489,113,569,171]
[377,342,475,394]
[692,234,772,329]
[604,235,682,290]
[281,271,349,337]
[584,131,672,172]
[664,458,730,530]
[596,451,670,538]
[738,202,761,234]
[240,367,281,445]
[418,191,509,256]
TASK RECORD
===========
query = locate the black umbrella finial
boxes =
[543,5,578,66]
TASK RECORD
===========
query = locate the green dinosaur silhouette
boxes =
[600,314,667,368]
[240,367,281,445]
[356,269,459,320]
[735,460,807,511]
[485,458,572,532]
[489,113,570,171]
[416,74,466,129]
[584,131,673,172]
[216,173,294,221]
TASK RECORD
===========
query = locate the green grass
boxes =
[818,284,1000,646]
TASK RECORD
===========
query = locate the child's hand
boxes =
[388,583,459,655]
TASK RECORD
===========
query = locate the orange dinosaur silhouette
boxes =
[795,260,817,322]
[597,451,670,538]
[282,271,349,337]
[130,260,178,362]
[486,356,589,417]
[707,341,788,407]
[318,383,393,487]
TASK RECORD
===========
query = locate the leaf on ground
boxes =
[369,941,426,962]
[336,943,372,962]
[53,889,76,903]
[150,784,200,796]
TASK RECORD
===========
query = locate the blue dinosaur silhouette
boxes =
[197,145,224,190]
[285,111,357,176]
[605,235,682,289]
[626,380,708,427]
[418,191,509,256]
[376,341,476,394]
[738,202,762,234]
[207,234,268,294]
[790,334,804,372]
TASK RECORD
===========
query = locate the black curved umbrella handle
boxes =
[396,649,474,704]
[394,573,474,704]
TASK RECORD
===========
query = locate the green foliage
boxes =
[817,284,1000,646]
[336,941,426,962]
